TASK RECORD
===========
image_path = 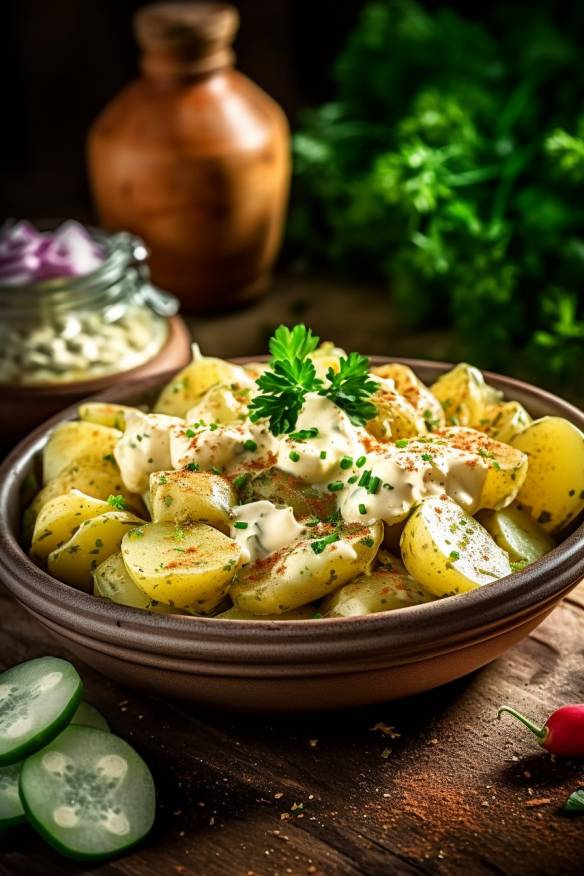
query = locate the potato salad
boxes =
[26,325,584,620]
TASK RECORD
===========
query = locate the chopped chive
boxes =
[449,550,460,561]
[359,503,367,515]
[185,428,196,438]
[243,439,257,452]
[367,476,381,495]
[234,521,249,530]
[347,475,358,484]
[395,439,409,448]
[358,469,371,488]
[340,457,353,470]
[320,450,327,460]
[185,462,199,472]
[290,428,319,441]
[328,481,344,492]
[311,533,340,554]
[356,456,367,468]
[234,474,248,489]
[421,452,433,463]
[289,450,301,462]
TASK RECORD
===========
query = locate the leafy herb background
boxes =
[289,0,584,393]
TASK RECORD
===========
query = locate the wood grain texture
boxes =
[1,580,582,876]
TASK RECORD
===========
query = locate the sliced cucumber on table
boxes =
[19,725,156,860]
[0,761,26,829]
[71,702,110,733]
[0,657,83,766]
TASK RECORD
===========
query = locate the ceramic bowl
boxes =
[1,359,583,713]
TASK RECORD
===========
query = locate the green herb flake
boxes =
[163,496,174,507]
[395,439,409,448]
[340,456,353,470]
[185,462,200,472]
[311,533,340,554]
[243,439,257,452]
[449,550,460,561]
[107,494,126,511]
[234,521,249,530]
[234,474,248,490]
[320,450,327,460]
[289,450,301,462]
[328,481,344,492]
[356,456,367,468]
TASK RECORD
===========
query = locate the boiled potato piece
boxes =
[93,552,177,613]
[154,352,250,418]
[438,426,527,510]
[366,381,425,442]
[479,401,532,444]
[215,604,317,620]
[185,380,253,426]
[230,521,383,615]
[323,550,435,617]
[400,496,512,596]
[431,363,500,427]
[122,521,241,611]
[308,342,346,379]
[77,402,141,431]
[149,470,237,533]
[510,416,584,533]
[241,468,337,520]
[476,505,554,565]
[48,511,145,591]
[29,456,145,519]
[30,490,111,561]
[43,421,122,484]
[372,363,445,431]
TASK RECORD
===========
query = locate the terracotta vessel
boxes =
[87,2,290,312]
[1,358,583,713]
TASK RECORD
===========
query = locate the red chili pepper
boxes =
[498,704,584,756]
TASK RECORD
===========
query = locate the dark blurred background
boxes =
[1,0,363,219]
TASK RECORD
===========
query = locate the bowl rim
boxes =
[1,356,583,668]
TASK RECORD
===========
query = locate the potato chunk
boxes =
[240,468,337,521]
[400,496,512,596]
[477,505,554,565]
[430,363,500,427]
[43,421,122,484]
[479,401,531,444]
[122,521,241,612]
[93,551,176,613]
[322,550,435,617]
[30,491,111,561]
[230,521,383,615]
[77,402,141,431]
[510,416,584,533]
[185,381,252,426]
[372,363,445,431]
[366,381,426,442]
[149,470,236,533]
[154,353,250,418]
[48,511,145,591]
[29,455,145,519]
[437,426,527,510]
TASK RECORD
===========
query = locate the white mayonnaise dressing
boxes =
[230,500,305,564]
[169,420,277,473]
[276,394,366,484]
[115,411,183,494]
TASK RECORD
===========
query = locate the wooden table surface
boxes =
[1,277,583,875]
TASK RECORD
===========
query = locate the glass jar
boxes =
[0,228,179,386]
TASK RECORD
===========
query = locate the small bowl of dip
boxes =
[0,220,192,450]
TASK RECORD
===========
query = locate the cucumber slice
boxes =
[19,726,155,860]
[71,703,110,733]
[0,762,26,829]
[0,657,83,766]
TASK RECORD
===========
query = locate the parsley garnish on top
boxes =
[248,324,377,435]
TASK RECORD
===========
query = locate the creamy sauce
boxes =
[115,411,182,494]
[230,500,305,564]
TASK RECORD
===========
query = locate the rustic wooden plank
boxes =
[0,578,582,876]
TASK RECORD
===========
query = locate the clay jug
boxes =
[87,2,290,312]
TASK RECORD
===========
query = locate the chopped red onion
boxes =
[0,220,105,286]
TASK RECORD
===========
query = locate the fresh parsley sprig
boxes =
[320,352,378,426]
[249,324,377,434]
